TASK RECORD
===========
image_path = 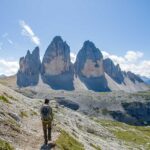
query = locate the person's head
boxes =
[44,99,50,104]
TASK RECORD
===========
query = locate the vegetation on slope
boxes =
[132,91,150,100]
[96,119,150,149]
[0,139,14,150]
[56,130,85,150]
[90,143,101,150]
[0,95,10,103]
[19,111,28,118]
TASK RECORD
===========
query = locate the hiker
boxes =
[40,99,53,145]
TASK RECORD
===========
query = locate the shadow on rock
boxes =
[79,75,110,92]
[40,143,56,150]
[56,98,79,110]
[109,102,150,126]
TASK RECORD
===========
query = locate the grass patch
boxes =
[0,139,14,150]
[101,108,109,115]
[0,118,21,133]
[56,130,85,150]
[0,95,10,104]
[96,119,150,149]
[3,92,18,101]
[90,143,101,150]
[19,111,28,118]
[30,110,38,116]
[132,91,150,100]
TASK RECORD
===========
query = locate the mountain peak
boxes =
[27,50,31,55]
[41,36,74,90]
[127,71,144,83]
[32,46,40,58]
[17,47,41,87]
[83,40,95,48]
[103,58,124,84]
[52,36,63,43]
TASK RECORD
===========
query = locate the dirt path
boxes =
[20,116,60,150]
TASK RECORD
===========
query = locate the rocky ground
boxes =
[0,83,150,150]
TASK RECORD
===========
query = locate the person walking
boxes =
[40,99,53,145]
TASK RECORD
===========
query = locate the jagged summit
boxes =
[32,46,40,57]
[75,40,109,92]
[17,46,41,87]
[126,71,144,83]
[103,58,124,84]
[83,40,98,49]
[52,35,63,42]
[75,40,103,75]
[41,36,74,90]
[42,36,70,65]
[80,40,103,59]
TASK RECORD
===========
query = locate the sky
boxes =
[0,0,150,77]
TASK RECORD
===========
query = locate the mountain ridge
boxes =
[16,36,149,92]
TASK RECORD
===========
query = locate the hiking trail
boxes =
[19,116,60,150]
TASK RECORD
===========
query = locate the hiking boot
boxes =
[44,140,48,145]
[48,136,51,141]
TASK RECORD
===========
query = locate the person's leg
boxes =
[42,122,48,144]
[48,121,52,141]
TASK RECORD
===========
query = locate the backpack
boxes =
[41,105,53,121]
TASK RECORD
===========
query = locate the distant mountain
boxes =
[103,58,124,84]
[140,76,150,85]
[16,36,149,92]
[0,74,6,78]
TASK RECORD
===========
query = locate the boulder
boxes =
[8,112,21,122]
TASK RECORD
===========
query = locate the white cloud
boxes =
[19,20,40,45]
[102,50,126,65]
[102,50,150,78]
[70,52,76,63]
[7,39,13,45]
[1,33,14,45]
[0,59,19,76]
[124,51,143,62]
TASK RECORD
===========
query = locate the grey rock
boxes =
[8,112,21,122]
[103,58,124,84]
[126,71,144,83]
[41,36,74,90]
[75,40,110,92]
[109,102,150,125]
[17,47,41,87]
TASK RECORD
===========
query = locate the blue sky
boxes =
[0,0,150,77]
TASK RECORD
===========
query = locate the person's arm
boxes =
[49,106,53,120]
[40,105,43,119]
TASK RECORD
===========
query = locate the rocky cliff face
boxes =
[16,36,147,92]
[41,36,74,90]
[17,47,41,87]
[103,58,124,84]
[126,71,144,83]
[75,41,109,91]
